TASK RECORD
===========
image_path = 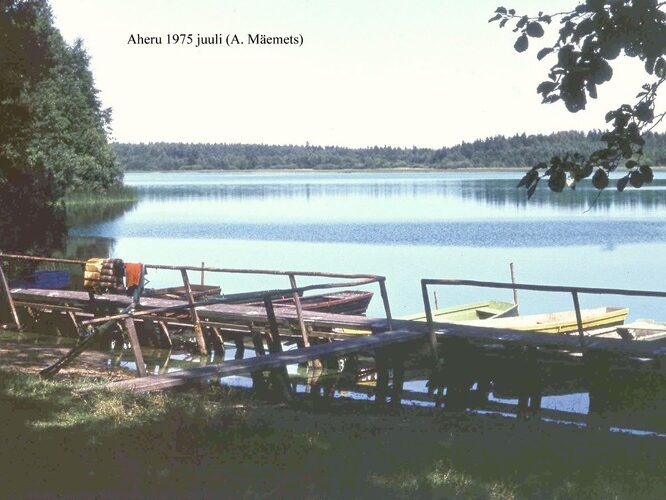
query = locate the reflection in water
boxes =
[7,171,666,433]
[0,203,66,257]
[128,172,666,215]
[76,219,666,248]
[0,195,136,294]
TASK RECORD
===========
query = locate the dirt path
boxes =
[0,338,133,382]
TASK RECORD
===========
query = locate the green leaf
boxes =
[489,13,502,23]
[536,80,557,94]
[592,168,609,190]
[537,47,554,60]
[526,22,544,38]
[635,102,654,122]
[640,165,654,183]
[514,34,529,53]
[617,175,629,192]
[495,7,507,14]
[629,171,644,188]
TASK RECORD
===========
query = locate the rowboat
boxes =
[616,320,666,341]
[244,290,374,316]
[457,306,629,334]
[403,300,519,322]
[336,300,519,335]
[146,284,222,300]
[148,287,374,315]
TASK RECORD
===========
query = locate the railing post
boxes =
[124,317,147,377]
[510,262,520,315]
[0,259,22,331]
[201,261,205,285]
[421,280,439,363]
[181,269,208,355]
[378,278,393,331]
[263,296,283,353]
[571,291,586,348]
[288,274,310,348]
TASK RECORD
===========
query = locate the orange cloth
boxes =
[124,263,143,288]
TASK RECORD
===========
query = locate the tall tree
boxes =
[490,1,666,196]
[0,0,121,253]
[0,0,122,204]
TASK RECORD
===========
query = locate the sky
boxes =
[49,0,656,148]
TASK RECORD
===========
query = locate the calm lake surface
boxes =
[26,170,662,430]
[72,170,666,321]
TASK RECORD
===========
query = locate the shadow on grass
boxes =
[0,370,665,498]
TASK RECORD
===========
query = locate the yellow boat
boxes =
[336,300,518,335]
[403,300,518,322]
[457,306,629,334]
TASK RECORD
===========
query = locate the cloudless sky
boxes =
[49,0,656,147]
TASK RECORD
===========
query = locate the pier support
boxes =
[0,262,21,331]
[181,269,208,356]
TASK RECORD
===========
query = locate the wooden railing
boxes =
[420,278,666,356]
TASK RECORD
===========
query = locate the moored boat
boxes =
[457,306,629,334]
[403,300,519,322]
[337,300,519,335]
[244,290,374,316]
[146,286,373,316]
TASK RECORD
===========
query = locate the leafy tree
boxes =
[0,0,122,206]
[112,132,666,172]
[490,1,666,196]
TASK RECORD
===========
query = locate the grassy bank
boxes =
[1,370,665,498]
[64,184,138,208]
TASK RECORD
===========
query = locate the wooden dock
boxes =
[4,253,666,423]
[98,329,426,393]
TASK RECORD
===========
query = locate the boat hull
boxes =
[459,306,629,334]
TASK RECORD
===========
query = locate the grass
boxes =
[63,185,138,207]
[1,370,666,498]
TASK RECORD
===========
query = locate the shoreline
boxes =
[124,167,527,174]
[124,166,666,174]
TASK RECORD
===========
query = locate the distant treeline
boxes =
[114,131,666,171]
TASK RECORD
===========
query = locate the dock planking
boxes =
[96,329,427,393]
[10,288,383,333]
[12,288,666,360]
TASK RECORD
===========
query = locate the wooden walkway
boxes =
[12,288,666,359]
[97,329,426,393]
[11,288,383,332]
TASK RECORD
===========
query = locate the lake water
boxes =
[72,170,666,322]
[4,169,662,432]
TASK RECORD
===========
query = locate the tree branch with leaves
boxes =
[490,0,666,197]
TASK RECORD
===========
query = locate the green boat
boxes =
[338,300,518,335]
[403,300,519,322]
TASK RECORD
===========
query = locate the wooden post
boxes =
[251,329,266,356]
[210,326,225,355]
[234,334,245,359]
[180,269,208,355]
[378,279,393,330]
[288,274,310,348]
[571,291,586,348]
[510,262,520,315]
[421,281,439,363]
[124,318,147,377]
[0,262,22,331]
[391,349,405,408]
[375,349,389,405]
[157,321,173,348]
[263,297,283,353]
[289,274,322,369]
[201,261,205,286]
[263,297,293,402]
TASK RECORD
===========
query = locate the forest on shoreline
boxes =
[114,130,666,171]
